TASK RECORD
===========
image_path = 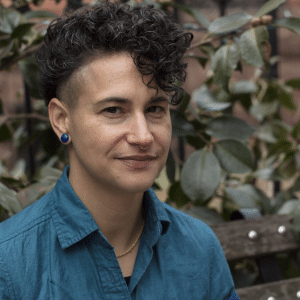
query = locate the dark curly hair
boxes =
[36,1,193,106]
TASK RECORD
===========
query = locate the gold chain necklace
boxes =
[116,220,145,258]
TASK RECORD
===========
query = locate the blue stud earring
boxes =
[60,133,69,143]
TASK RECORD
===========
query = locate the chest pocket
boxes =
[46,278,103,300]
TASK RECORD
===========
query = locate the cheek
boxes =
[155,121,172,149]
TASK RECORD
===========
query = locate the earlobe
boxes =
[48,98,71,144]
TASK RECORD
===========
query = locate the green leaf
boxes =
[271,190,292,213]
[11,23,34,39]
[170,110,195,136]
[286,78,300,89]
[276,151,297,179]
[173,4,210,28]
[0,124,12,142]
[206,115,254,141]
[0,52,18,70]
[18,55,41,99]
[239,94,252,111]
[277,200,300,215]
[192,85,231,111]
[262,83,280,103]
[225,184,271,211]
[39,166,63,181]
[292,121,300,139]
[271,119,292,140]
[291,204,300,242]
[278,87,297,111]
[0,182,22,216]
[177,92,191,115]
[23,10,58,20]
[208,13,252,35]
[0,40,14,60]
[185,55,209,68]
[166,151,176,183]
[41,128,61,158]
[0,16,12,34]
[181,206,224,226]
[168,181,191,208]
[255,0,286,17]
[211,43,240,88]
[181,148,221,202]
[254,168,281,181]
[214,88,231,103]
[273,18,300,35]
[238,26,269,67]
[213,140,254,174]
[250,100,279,121]
[276,252,300,279]
[231,80,258,94]
[10,159,26,179]
[186,135,206,150]
[17,182,45,208]
[267,140,292,158]
[199,44,216,58]
[143,0,161,9]
[292,175,300,193]
[5,9,21,30]
[256,123,278,143]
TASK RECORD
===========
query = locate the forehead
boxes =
[72,52,164,105]
[82,52,139,83]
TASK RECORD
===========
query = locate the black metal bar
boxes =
[230,209,283,283]
[24,81,35,179]
[256,255,282,283]
[178,137,185,169]
[16,4,30,13]
[268,9,279,79]
[174,6,178,22]
[219,0,227,17]
[267,8,280,195]
[66,0,83,11]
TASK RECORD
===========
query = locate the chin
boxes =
[118,179,155,194]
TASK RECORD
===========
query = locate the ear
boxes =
[48,98,71,144]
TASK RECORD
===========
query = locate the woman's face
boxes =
[63,52,172,195]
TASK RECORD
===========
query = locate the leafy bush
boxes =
[1,0,300,287]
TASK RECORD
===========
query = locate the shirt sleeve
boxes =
[228,290,240,300]
[208,229,240,300]
[0,249,13,300]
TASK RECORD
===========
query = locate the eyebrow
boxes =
[94,95,169,106]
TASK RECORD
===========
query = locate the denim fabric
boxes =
[0,166,239,300]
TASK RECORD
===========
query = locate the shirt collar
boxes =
[143,188,170,237]
[50,166,171,250]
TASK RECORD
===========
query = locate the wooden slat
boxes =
[236,277,300,300]
[210,215,300,261]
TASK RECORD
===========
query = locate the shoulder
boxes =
[0,191,53,245]
[160,201,219,248]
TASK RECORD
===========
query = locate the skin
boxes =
[48,52,172,276]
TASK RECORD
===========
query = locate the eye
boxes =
[103,107,122,114]
[147,106,165,114]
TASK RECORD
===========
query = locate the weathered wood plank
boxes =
[236,277,300,300]
[210,215,300,261]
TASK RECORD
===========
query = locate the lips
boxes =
[116,155,157,169]
[117,155,156,161]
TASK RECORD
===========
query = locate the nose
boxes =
[127,113,154,148]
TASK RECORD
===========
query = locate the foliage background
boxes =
[1,0,300,288]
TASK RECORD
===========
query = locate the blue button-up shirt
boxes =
[0,166,240,299]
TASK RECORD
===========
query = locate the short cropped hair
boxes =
[36,1,193,107]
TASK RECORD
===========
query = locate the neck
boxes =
[68,166,145,253]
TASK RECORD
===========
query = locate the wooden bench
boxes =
[210,214,300,300]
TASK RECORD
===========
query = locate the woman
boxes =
[0,2,239,299]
